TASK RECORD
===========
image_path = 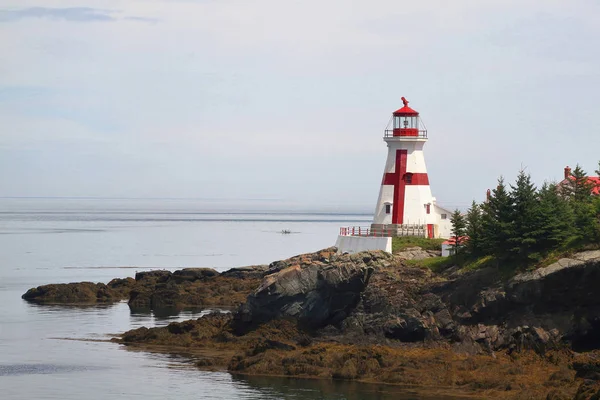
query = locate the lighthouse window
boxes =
[385,204,391,214]
[441,214,447,220]
[405,173,413,184]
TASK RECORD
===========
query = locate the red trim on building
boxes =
[381,153,430,224]
[382,173,395,185]
[392,150,407,224]
[408,173,429,185]
[427,224,434,239]
[383,172,429,186]
[393,128,419,137]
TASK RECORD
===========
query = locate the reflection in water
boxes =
[0,364,106,377]
[129,305,232,319]
[235,374,471,400]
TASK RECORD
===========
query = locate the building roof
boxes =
[393,97,419,116]
[442,236,469,245]
[393,105,419,116]
[560,176,600,195]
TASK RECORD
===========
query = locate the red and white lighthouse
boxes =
[371,97,439,238]
[335,98,451,254]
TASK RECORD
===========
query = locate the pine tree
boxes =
[538,183,575,250]
[509,170,544,261]
[562,165,599,242]
[562,164,595,203]
[450,209,467,255]
[465,201,484,257]
[480,177,514,259]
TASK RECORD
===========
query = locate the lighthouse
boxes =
[336,98,452,254]
[371,97,443,238]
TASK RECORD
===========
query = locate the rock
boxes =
[573,361,600,381]
[251,339,296,355]
[21,281,134,304]
[135,270,172,283]
[395,246,435,261]
[171,268,219,282]
[546,389,573,400]
[235,251,383,330]
[266,247,338,275]
[221,265,269,280]
[574,380,600,400]
[383,311,429,342]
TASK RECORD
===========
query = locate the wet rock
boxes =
[546,389,573,400]
[171,268,219,282]
[251,339,296,355]
[21,281,133,304]
[135,270,172,283]
[574,380,600,400]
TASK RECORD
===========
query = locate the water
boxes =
[0,198,461,399]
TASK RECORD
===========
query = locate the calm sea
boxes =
[0,198,462,399]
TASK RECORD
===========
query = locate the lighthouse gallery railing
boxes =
[384,129,428,138]
[339,224,426,237]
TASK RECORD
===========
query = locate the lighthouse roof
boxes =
[393,105,419,116]
[393,97,419,116]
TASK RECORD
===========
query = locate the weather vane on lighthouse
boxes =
[335,97,453,254]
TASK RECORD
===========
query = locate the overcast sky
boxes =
[1,0,599,212]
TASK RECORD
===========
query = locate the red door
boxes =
[427,224,434,239]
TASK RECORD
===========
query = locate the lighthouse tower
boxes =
[335,98,452,254]
[371,97,437,238]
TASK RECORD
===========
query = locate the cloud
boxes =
[0,7,158,23]
[0,7,115,22]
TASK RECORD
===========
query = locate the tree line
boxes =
[450,162,600,264]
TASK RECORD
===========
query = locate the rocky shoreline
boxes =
[22,248,600,399]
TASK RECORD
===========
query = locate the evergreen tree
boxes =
[562,164,595,203]
[562,165,599,242]
[465,201,484,257]
[509,170,544,261]
[450,209,467,255]
[595,160,600,178]
[537,183,576,250]
[480,177,514,259]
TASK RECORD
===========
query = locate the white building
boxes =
[336,98,452,254]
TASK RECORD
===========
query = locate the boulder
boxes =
[134,270,172,283]
[235,251,388,330]
[21,281,133,304]
[221,265,269,280]
[395,246,435,261]
[171,268,219,282]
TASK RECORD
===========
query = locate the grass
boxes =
[395,234,600,277]
[392,237,445,253]
[404,257,454,273]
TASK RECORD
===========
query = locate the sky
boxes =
[0,0,599,212]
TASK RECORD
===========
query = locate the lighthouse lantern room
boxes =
[389,98,425,138]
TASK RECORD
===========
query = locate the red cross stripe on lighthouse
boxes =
[381,150,430,224]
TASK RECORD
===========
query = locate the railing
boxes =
[384,129,428,139]
[339,224,427,237]
[339,226,387,237]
